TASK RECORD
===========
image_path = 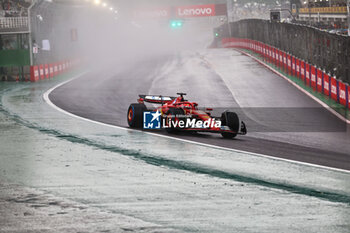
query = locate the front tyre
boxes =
[220,111,240,139]
[127,103,147,128]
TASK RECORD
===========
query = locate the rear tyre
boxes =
[165,108,185,133]
[220,111,240,139]
[127,103,147,128]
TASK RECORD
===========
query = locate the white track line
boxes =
[236,49,350,125]
[43,71,350,174]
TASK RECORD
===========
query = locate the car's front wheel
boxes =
[220,111,240,139]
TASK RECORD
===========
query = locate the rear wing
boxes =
[138,95,176,104]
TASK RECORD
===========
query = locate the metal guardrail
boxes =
[0,17,28,31]
[299,6,347,14]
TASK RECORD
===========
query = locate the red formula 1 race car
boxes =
[127,93,247,138]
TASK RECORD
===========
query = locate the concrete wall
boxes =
[229,19,350,83]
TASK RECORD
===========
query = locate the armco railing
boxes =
[0,17,28,31]
[299,6,347,14]
[222,38,350,110]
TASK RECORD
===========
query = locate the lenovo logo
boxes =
[177,4,215,17]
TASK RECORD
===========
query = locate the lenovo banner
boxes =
[330,77,338,101]
[339,81,347,106]
[283,52,287,72]
[271,48,275,64]
[295,58,300,78]
[39,65,44,80]
[323,73,330,96]
[49,64,54,78]
[300,60,305,81]
[310,66,316,90]
[177,4,216,17]
[348,85,350,109]
[287,54,292,75]
[44,64,49,79]
[305,63,310,86]
[30,66,39,82]
[316,69,323,93]
[291,56,296,76]
[279,50,283,68]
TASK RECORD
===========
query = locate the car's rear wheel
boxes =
[165,108,185,133]
[220,111,239,139]
[127,103,147,128]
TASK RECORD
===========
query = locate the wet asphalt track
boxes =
[49,50,350,171]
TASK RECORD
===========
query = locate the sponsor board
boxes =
[30,66,39,82]
[176,4,216,17]
[330,77,338,101]
[317,69,323,93]
[296,58,300,78]
[305,63,310,86]
[339,82,347,106]
[49,65,54,78]
[39,65,44,80]
[348,86,350,109]
[323,73,330,96]
[311,66,316,90]
[300,61,305,81]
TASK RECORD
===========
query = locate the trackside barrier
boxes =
[344,84,349,108]
[348,86,350,109]
[54,64,58,76]
[58,63,62,74]
[317,69,323,93]
[30,59,80,82]
[311,66,316,90]
[221,37,350,110]
[339,82,347,107]
[39,65,44,80]
[296,59,300,78]
[44,64,49,79]
[30,66,39,82]
[300,60,305,82]
[305,63,310,86]
[49,64,54,78]
[291,56,296,77]
[330,77,338,102]
[323,73,330,96]
[287,54,292,75]
[283,52,287,73]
